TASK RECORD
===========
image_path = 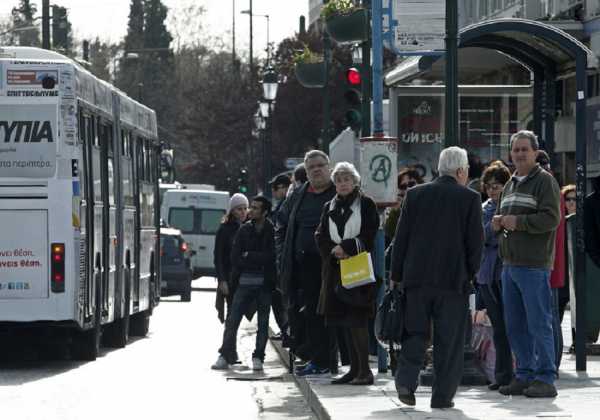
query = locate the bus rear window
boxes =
[199,209,225,235]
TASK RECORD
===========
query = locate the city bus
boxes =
[0,46,161,360]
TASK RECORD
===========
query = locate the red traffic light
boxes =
[346,67,361,85]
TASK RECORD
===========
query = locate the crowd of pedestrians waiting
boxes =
[209,129,600,409]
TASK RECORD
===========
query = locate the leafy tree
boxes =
[11,0,40,47]
[88,38,114,82]
[118,0,145,99]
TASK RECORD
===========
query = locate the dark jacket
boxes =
[213,219,240,322]
[476,199,501,285]
[275,182,336,303]
[391,176,484,294]
[315,192,379,324]
[231,218,276,290]
[585,188,600,268]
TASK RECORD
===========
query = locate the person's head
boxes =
[331,161,361,197]
[438,146,469,185]
[509,130,539,175]
[481,162,511,203]
[304,149,331,189]
[248,196,271,221]
[227,193,249,223]
[562,184,576,215]
[293,163,307,187]
[270,174,291,200]
[397,167,424,200]
[536,149,551,173]
[467,152,484,180]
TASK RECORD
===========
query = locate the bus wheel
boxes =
[103,266,131,348]
[129,310,149,337]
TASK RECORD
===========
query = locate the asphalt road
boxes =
[0,277,314,420]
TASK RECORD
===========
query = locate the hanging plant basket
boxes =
[325,8,370,44]
[294,62,327,88]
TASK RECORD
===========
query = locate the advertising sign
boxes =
[360,139,398,206]
[0,210,48,299]
[0,104,57,178]
[393,0,445,53]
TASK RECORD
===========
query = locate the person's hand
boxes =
[501,215,517,231]
[492,215,503,232]
[331,245,348,259]
[218,281,229,296]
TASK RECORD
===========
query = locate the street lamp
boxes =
[260,67,279,198]
[241,9,271,65]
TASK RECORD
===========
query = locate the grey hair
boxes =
[331,161,361,186]
[304,149,330,165]
[438,146,469,176]
[509,130,539,151]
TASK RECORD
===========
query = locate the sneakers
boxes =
[211,355,229,370]
[252,357,264,371]
[523,380,558,398]
[499,378,531,396]
[295,362,330,377]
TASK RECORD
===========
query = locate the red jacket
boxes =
[550,195,566,288]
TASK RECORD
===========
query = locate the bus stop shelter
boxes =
[385,18,598,371]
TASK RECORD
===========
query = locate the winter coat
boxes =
[585,189,600,268]
[275,182,336,304]
[476,199,502,285]
[213,219,241,322]
[550,196,566,288]
[391,176,484,294]
[230,219,276,291]
[315,191,379,325]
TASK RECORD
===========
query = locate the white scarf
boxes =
[328,196,362,244]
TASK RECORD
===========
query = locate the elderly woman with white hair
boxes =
[315,161,379,386]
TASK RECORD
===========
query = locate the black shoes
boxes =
[397,386,416,406]
[331,372,355,385]
[523,380,558,398]
[431,400,455,409]
[349,373,374,386]
[499,378,531,396]
[488,383,501,391]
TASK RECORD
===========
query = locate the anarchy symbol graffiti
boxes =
[369,154,392,187]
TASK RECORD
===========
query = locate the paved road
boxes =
[0,277,314,420]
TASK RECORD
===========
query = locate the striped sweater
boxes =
[496,165,561,269]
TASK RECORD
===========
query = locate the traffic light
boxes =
[344,67,363,131]
[238,168,248,194]
[52,6,70,50]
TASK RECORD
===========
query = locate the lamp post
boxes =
[241,9,271,66]
[240,0,253,78]
[261,67,279,198]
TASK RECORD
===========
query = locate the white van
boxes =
[161,189,230,277]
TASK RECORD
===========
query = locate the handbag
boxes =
[374,286,406,347]
[340,251,376,289]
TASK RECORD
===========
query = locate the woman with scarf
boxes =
[316,162,379,385]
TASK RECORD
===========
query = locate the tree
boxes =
[117,0,145,99]
[11,0,40,47]
[88,38,115,82]
[52,5,74,55]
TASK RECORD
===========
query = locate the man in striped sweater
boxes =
[492,130,561,398]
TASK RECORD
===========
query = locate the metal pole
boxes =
[371,0,384,136]
[321,31,331,151]
[42,0,50,50]
[444,0,459,146]
[249,0,253,78]
[574,52,588,371]
[361,0,372,137]
[264,102,273,198]
[266,15,270,65]
[232,0,236,67]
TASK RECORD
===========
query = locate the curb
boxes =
[269,327,331,420]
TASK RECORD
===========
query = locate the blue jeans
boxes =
[502,265,555,384]
[219,284,272,363]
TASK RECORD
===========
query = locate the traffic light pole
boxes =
[42,0,50,50]
[321,31,332,152]
[445,0,459,147]
[361,0,372,137]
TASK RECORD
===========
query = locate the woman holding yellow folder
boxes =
[315,161,379,385]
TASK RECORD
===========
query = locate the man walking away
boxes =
[392,147,483,409]
[492,130,561,398]
[212,196,275,371]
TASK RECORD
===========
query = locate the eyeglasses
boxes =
[399,180,417,191]
[306,162,328,171]
[485,183,503,191]
[565,196,576,202]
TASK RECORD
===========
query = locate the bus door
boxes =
[99,119,116,318]
[132,135,143,309]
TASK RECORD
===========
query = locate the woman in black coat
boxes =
[316,162,379,385]
[214,193,248,323]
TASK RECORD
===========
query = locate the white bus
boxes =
[0,47,161,360]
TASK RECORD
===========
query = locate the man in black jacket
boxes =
[391,146,484,409]
[212,196,275,372]
[586,175,600,269]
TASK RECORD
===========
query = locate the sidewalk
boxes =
[269,314,600,419]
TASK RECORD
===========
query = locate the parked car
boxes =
[160,227,193,301]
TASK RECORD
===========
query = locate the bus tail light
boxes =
[51,243,65,293]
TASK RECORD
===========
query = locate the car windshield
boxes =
[168,208,225,235]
